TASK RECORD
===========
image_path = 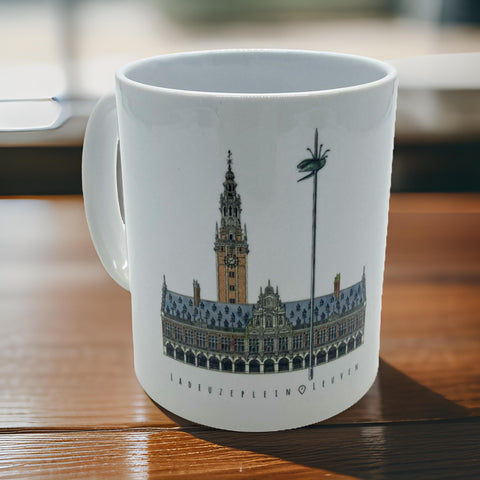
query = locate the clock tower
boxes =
[214,151,249,304]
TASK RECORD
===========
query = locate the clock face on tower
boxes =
[226,255,237,267]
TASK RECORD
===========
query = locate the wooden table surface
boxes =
[1,194,479,479]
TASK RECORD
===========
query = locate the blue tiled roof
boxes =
[162,277,365,331]
[163,290,254,331]
[283,280,365,329]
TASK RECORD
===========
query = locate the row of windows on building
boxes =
[217,246,244,253]
[163,315,363,354]
[165,334,363,372]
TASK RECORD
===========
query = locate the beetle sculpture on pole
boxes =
[297,128,330,380]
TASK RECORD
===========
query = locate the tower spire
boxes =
[220,150,241,228]
[214,149,249,304]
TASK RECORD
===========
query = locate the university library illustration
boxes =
[161,144,366,375]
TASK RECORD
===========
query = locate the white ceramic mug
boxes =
[82,49,397,432]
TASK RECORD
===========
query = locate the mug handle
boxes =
[82,94,130,290]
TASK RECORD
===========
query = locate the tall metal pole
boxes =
[309,170,318,381]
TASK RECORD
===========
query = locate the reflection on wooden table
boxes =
[0,194,479,478]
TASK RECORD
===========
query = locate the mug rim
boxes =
[116,49,397,98]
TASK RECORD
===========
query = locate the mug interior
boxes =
[120,50,395,95]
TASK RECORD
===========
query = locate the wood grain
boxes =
[0,197,172,429]
[0,194,479,478]
[1,422,479,480]
[386,194,480,281]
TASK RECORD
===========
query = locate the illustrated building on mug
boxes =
[161,151,366,374]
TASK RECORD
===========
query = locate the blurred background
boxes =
[0,0,479,194]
